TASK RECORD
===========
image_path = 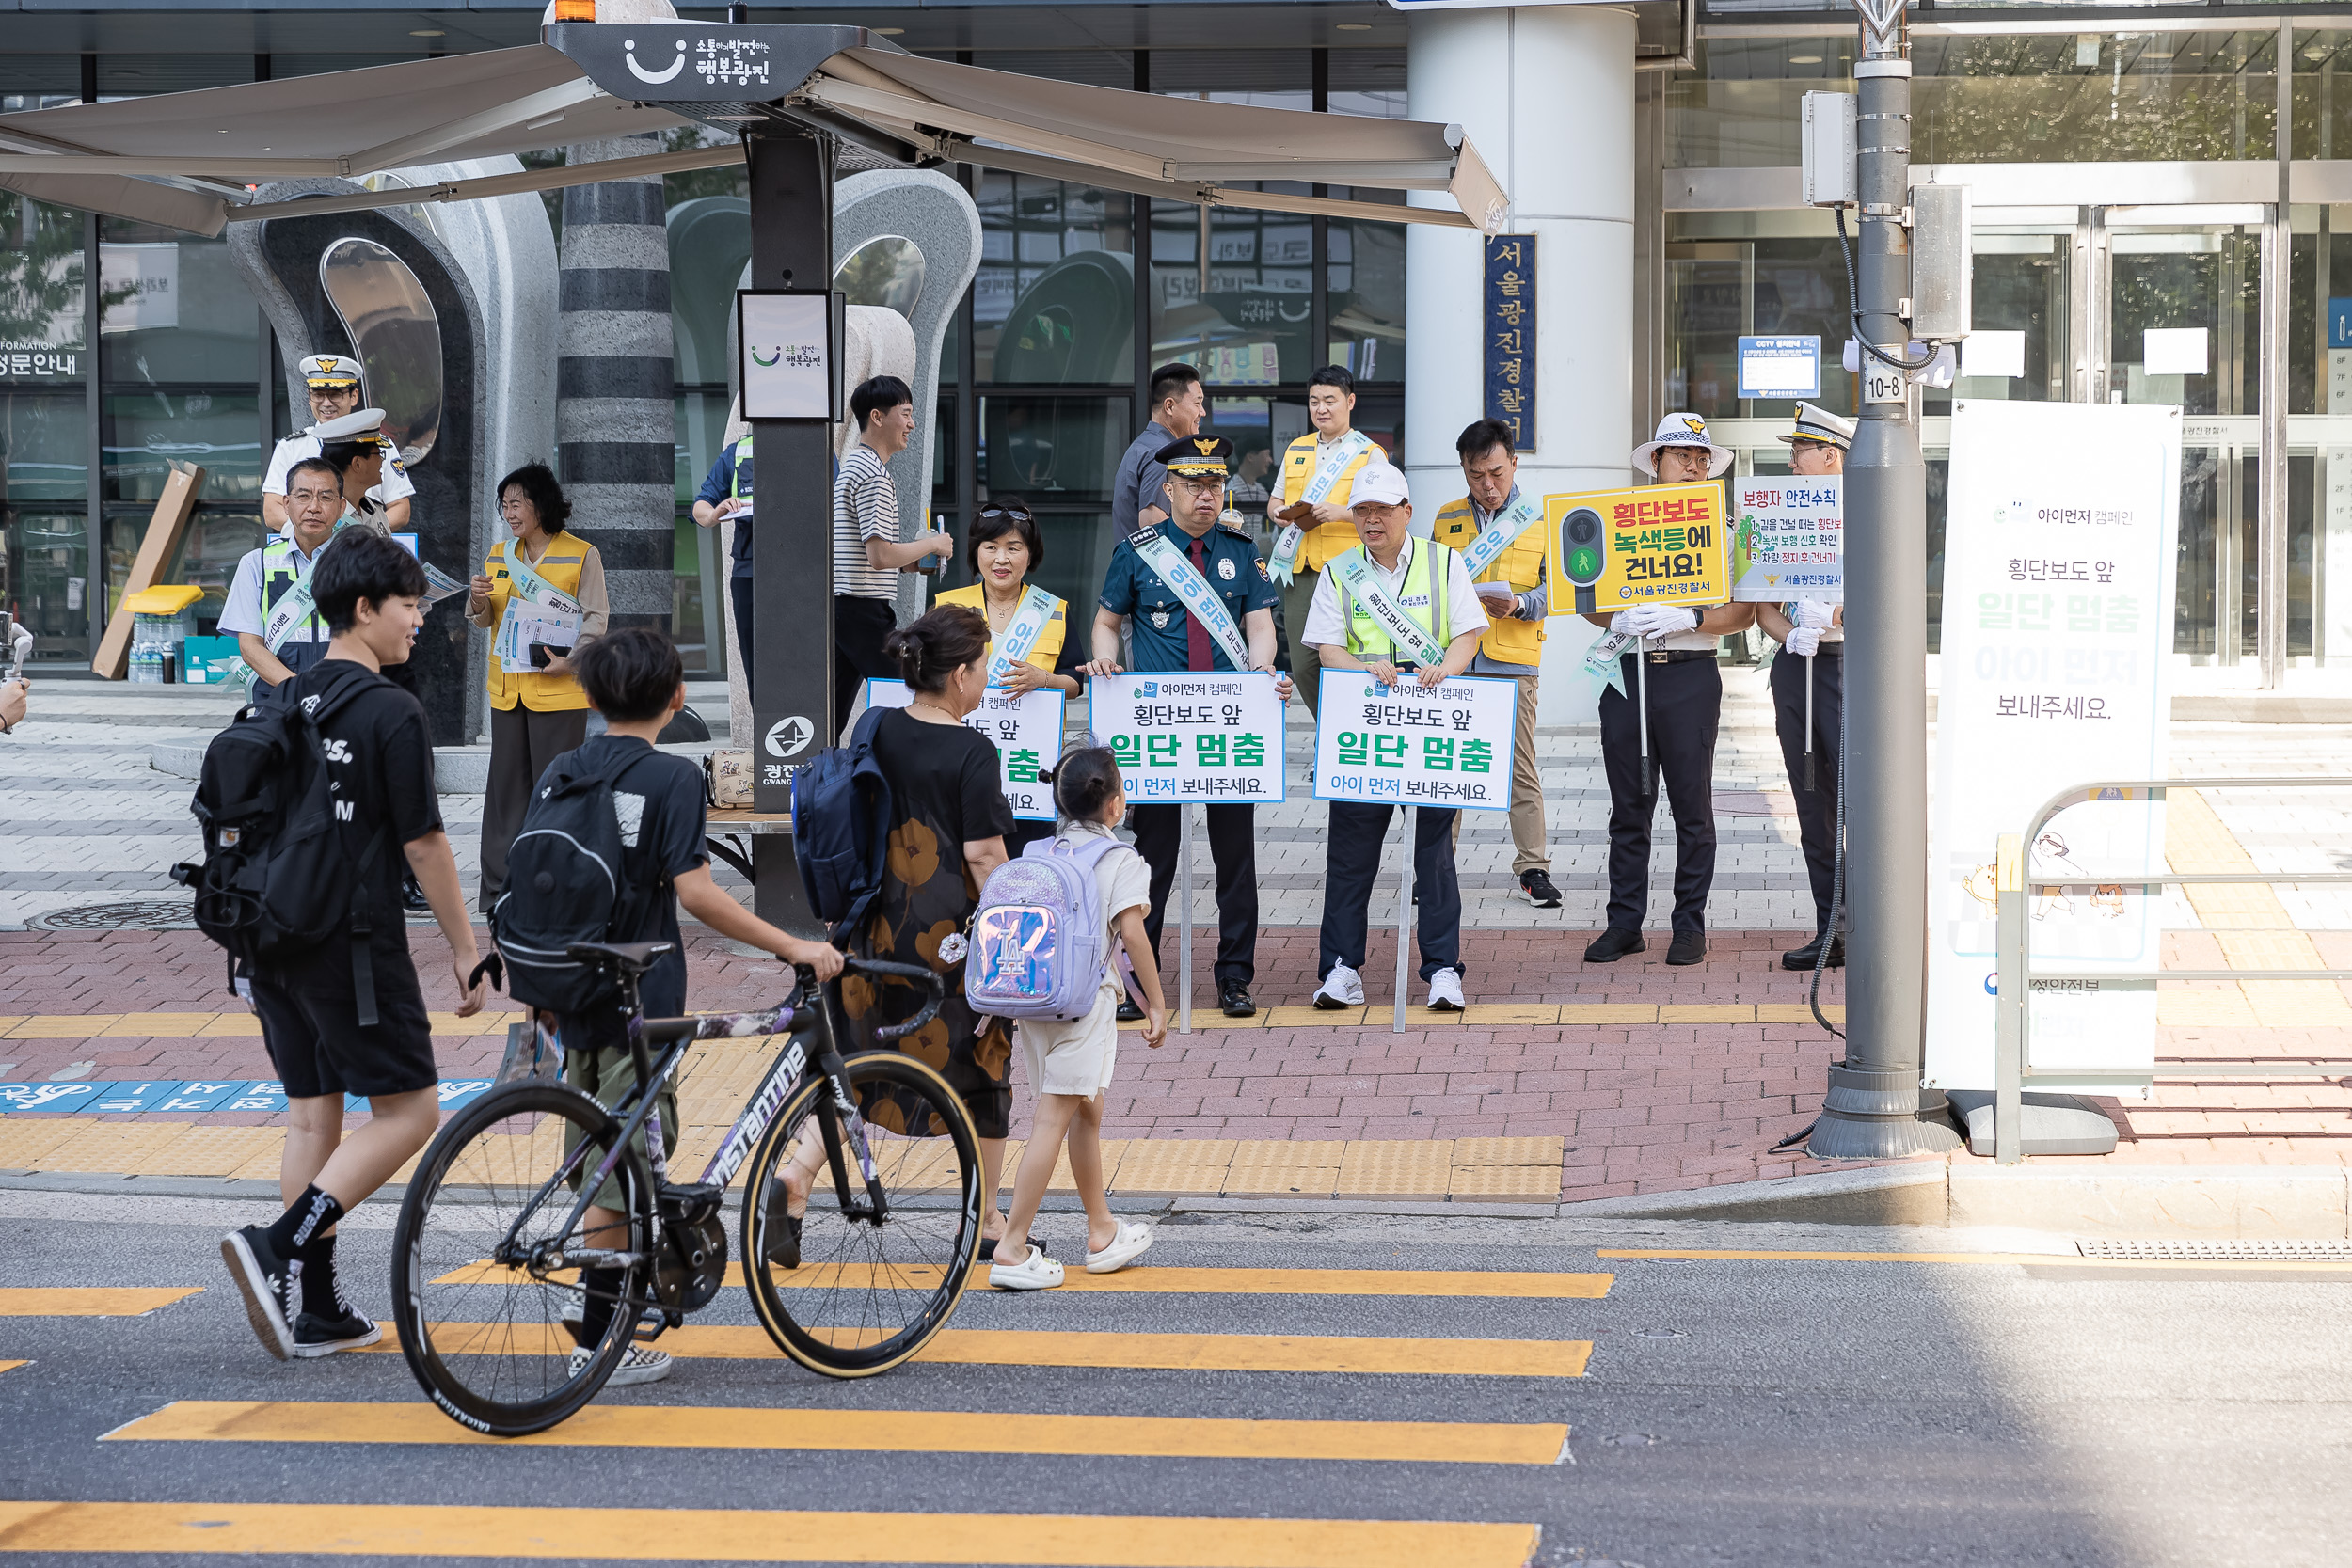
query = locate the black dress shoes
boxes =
[1116,999,1145,1023]
[1665,929,1708,966]
[1218,981,1256,1018]
[1782,934,1846,971]
[1582,927,1645,963]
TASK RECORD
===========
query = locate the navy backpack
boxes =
[790,705,894,944]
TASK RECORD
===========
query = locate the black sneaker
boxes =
[220,1225,296,1361]
[292,1307,381,1358]
[765,1210,803,1270]
[1115,999,1145,1023]
[1666,929,1708,966]
[1518,869,1563,909]
[1782,935,1846,971]
[1582,927,1645,963]
[1218,981,1256,1018]
[401,873,431,913]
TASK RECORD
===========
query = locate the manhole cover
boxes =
[27,900,199,931]
[2077,1238,2352,1260]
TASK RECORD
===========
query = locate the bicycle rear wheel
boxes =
[741,1052,982,1377]
[390,1081,650,1435]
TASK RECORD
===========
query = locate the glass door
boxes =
[2088,205,2265,666]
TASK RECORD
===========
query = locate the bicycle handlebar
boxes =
[802,956,947,1043]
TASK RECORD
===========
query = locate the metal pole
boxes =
[1804,654,1817,791]
[1393,805,1415,1034]
[1807,0,1961,1158]
[1635,637,1650,760]
[1993,832,2025,1164]
[1178,806,1195,1036]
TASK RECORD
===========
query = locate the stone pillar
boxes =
[1405,6,1635,721]
[558,134,675,631]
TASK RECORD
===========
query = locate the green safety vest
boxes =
[261,534,326,645]
[728,435,753,501]
[1341,538,1453,661]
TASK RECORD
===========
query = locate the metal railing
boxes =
[1994,776,2352,1165]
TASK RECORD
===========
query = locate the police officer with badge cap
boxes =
[1756,402,1852,970]
[1581,413,1756,968]
[262,355,414,534]
[1088,435,1292,1018]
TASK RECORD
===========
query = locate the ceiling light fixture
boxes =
[410,29,445,39]
[1789,55,1821,64]
[1337,22,1372,30]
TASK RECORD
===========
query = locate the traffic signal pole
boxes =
[1805,0,1963,1158]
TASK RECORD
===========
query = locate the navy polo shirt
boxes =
[1098,519,1279,673]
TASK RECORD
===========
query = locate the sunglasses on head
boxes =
[977,502,1033,521]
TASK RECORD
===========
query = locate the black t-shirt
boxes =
[541,735,708,1023]
[872,707,1018,856]
[280,657,443,958]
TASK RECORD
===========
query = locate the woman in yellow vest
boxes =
[466,462,611,911]
[933,496,1082,854]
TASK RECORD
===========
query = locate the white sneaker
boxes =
[1313,963,1365,1008]
[568,1341,673,1386]
[1425,968,1466,1011]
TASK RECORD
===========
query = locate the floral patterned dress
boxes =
[844,707,1019,1138]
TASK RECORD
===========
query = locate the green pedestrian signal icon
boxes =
[1560,508,1605,586]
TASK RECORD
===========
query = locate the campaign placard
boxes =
[1543,481,1729,615]
[866,679,1066,820]
[1731,474,1842,602]
[1085,673,1287,805]
[1311,670,1518,813]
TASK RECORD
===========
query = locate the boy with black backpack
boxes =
[492,626,843,1386]
[214,531,489,1360]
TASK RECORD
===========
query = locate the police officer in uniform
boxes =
[1581,414,1757,968]
[1087,436,1291,1019]
[1305,463,1488,1013]
[262,356,414,534]
[1756,403,1852,970]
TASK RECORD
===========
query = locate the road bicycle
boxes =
[390,941,981,1436]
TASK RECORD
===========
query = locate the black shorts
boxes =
[252,944,438,1101]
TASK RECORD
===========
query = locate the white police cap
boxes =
[299,354,363,388]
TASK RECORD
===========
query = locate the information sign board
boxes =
[1731,474,1842,601]
[866,679,1065,821]
[1085,673,1286,805]
[1737,335,1820,399]
[1543,481,1729,614]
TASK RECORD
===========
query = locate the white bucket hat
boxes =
[1632,412,1735,479]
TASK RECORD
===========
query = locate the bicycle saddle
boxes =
[564,941,675,975]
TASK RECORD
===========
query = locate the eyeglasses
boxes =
[1170,476,1228,495]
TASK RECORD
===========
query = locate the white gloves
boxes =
[1616,604,1701,640]
[1788,598,1836,630]
[1785,625,1823,657]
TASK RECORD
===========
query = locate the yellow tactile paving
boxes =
[130,1125,283,1179]
[0,1020,24,1037]
[1106,1138,1238,1196]
[3,1014,122,1038]
[1658,1005,1755,1023]
[1447,1164,1562,1199]
[26,1122,188,1174]
[1557,1005,1661,1024]
[2167,788,2352,1027]
[1222,1139,1345,1197]
[1452,1136,1565,1168]
[96,1014,218,1037]
[196,1015,263,1037]
[0,1120,87,1169]
[1336,1139,1454,1199]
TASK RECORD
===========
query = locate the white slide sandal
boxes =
[1085,1219,1154,1275]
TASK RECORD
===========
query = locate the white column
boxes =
[1406,5,1635,722]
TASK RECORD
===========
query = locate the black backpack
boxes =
[172,676,393,1023]
[488,746,664,1014]
[790,705,894,944]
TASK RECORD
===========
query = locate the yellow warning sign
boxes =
[1543,482,1730,615]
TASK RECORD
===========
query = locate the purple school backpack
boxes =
[964,833,1134,1022]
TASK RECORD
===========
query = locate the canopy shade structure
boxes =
[0,20,1507,238]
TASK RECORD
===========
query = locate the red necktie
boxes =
[1186,535,1215,672]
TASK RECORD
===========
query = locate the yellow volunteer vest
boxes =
[936,581,1068,673]
[1278,431,1385,574]
[1432,497,1547,666]
[482,531,592,712]
[1338,538,1453,661]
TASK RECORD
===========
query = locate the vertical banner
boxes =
[866,679,1065,820]
[1730,475,1842,601]
[1927,401,2180,1092]
[1311,671,1518,812]
[1484,235,1535,452]
[1085,673,1287,804]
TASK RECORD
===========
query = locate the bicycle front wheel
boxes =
[740,1052,982,1378]
[390,1081,651,1435]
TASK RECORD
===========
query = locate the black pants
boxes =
[1319,801,1462,983]
[480,703,590,910]
[833,594,899,741]
[730,574,755,703]
[1597,653,1722,934]
[1772,644,1844,936]
[1129,802,1258,989]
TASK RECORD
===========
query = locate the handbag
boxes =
[705,749,753,809]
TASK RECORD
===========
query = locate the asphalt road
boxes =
[0,1184,2344,1568]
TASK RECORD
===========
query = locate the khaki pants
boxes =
[1453,671,1549,876]
[1279,566,1324,719]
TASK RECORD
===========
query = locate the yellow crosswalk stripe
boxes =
[109,1400,1569,1465]
[0,1500,1541,1566]
[0,1288,200,1317]
[1598,1248,2352,1271]
[433,1261,1613,1299]
[368,1323,1592,1377]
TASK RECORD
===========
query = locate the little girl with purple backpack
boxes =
[985,743,1167,1289]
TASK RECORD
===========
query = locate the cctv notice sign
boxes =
[1543,481,1729,615]
[866,679,1065,822]
[1731,474,1842,602]
[1086,673,1287,805]
[1311,671,1518,812]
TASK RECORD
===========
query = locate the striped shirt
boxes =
[832,443,900,601]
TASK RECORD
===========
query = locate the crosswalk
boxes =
[0,1254,1611,1566]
